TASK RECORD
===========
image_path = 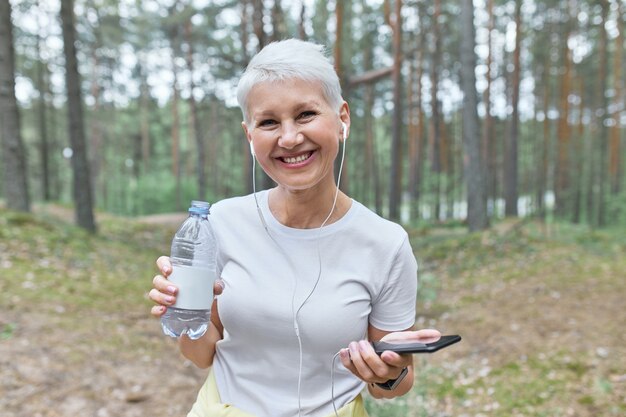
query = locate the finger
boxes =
[412,328,442,341]
[348,342,384,383]
[380,350,412,369]
[148,288,176,306]
[156,256,172,276]
[152,275,178,295]
[211,298,224,337]
[213,279,225,296]
[339,348,354,371]
[358,340,398,381]
[151,305,167,317]
[379,328,442,344]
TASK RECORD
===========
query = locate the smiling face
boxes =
[243,78,350,194]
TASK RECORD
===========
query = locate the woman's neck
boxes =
[268,185,351,229]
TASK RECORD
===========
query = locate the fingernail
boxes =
[167,286,177,294]
[165,295,175,303]
[359,341,370,352]
[349,342,358,355]
[340,349,349,360]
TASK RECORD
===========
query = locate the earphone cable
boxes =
[331,350,341,417]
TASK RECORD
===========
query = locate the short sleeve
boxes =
[369,235,418,331]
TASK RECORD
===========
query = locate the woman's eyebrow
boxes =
[253,101,322,121]
[294,101,322,111]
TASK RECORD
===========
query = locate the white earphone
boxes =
[249,141,255,157]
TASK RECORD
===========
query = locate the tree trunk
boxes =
[388,0,403,222]
[592,0,610,227]
[298,1,307,40]
[171,63,182,210]
[460,0,488,231]
[572,76,585,224]
[0,0,30,212]
[364,82,382,215]
[408,27,424,222]
[443,120,454,220]
[483,0,495,214]
[429,0,442,221]
[609,0,623,195]
[240,0,253,194]
[251,0,274,190]
[60,0,96,232]
[270,0,286,42]
[209,100,222,196]
[184,19,207,200]
[138,61,151,173]
[252,0,267,50]
[334,0,350,194]
[359,9,382,215]
[555,5,573,217]
[89,44,103,206]
[539,46,553,220]
[168,18,182,211]
[36,0,51,201]
[504,0,522,217]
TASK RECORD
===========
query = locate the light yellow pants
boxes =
[187,369,369,417]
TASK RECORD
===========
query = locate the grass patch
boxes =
[0,207,172,316]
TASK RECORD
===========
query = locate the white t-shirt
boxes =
[209,190,418,417]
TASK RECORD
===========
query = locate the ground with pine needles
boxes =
[0,205,624,417]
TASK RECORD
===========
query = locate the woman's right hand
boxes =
[149,256,178,317]
[148,256,224,319]
[149,256,224,368]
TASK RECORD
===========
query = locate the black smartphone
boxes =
[371,335,461,355]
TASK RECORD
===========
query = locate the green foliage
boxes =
[0,206,172,317]
[9,0,626,231]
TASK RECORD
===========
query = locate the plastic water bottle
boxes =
[161,200,217,340]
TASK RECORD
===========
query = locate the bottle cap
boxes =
[189,200,211,215]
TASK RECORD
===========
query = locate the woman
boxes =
[149,39,440,417]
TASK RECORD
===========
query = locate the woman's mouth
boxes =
[280,151,313,165]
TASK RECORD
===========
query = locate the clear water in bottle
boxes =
[161,201,217,340]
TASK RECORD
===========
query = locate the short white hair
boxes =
[236,39,343,125]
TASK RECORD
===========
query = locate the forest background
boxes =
[0,0,625,416]
[3,0,625,230]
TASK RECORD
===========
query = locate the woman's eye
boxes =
[298,111,317,120]
[258,119,277,127]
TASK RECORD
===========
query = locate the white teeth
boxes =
[283,152,311,164]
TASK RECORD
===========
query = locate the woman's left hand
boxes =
[339,328,441,388]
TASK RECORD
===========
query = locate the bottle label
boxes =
[168,265,215,310]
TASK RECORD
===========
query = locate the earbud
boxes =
[341,122,348,141]
[249,141,255,157]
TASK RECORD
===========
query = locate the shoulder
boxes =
[341,200,411,259]
[208,193,262,235]
[349,200,409,242]
[210,193,257,218]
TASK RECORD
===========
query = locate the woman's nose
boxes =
[278,123,303,149]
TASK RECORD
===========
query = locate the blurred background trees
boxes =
[1,0,624,232]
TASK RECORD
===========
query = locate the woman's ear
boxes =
[339,102,350,142]
[241,121,250,139]
[242,122,254,156]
